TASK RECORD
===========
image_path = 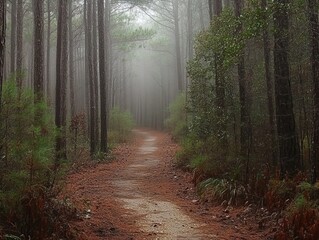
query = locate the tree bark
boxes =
[214,0,223,15]
[0,0,6,109]
[55,0,68,161]
[93,0,99,145]
[98,0,108,153]
[68,0,75,118]
[262,0,277,166]
[198,0,205,30]
[46,0,51,98]
[172,0,183,92]
[235,0,252,181]
[33,0,44,101]
[213,0,227,149]
[10,0,17,74]
[273,0,300,175]
[187,0,194,60]
[308,0,319,182]
[16,0,23,89]
[87,0,96,155]
[208,0,213,22]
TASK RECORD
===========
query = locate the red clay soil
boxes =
[64,129,276,239]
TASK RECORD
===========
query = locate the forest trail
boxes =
[65,129,270,240]
[111,130,215,239]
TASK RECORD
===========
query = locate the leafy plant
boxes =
[164,92,187,140]
[108,107,135,144]
[197,178,247,205]
[0,81,71,239]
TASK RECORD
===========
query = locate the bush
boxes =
[0,81,67,239]
[164,93,187,140]
[108,107,134,144]
[197,178,247,205]
[275,195,319,240]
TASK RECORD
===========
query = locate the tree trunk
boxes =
[172,0,183,92]
[214,0,227,150]
[187,0,194,60]
[33,0,44,101]
[262,0,277,166]
[10,0,17,74]
[87,0,96,155]
[93,0,99,145]
[84,0,90,131]
[98,0,108,153]
[214,0,223,15]
[235,0,252,181]
[0,0,6,109]
[208,0,213,22]
[16,0,23,89]
[198,0,205,30]
[55,0,68,161]
[223,0,231,7]
[46,0,51,98]
[273,0,300,175]
[308,0,319,182]
[68,0,75,118]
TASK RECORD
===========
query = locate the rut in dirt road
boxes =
[112,130,216,239]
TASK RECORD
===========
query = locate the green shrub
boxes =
[165,93,187,140]
[0,81,57,238]
[197,178,247,205]
[108,107,134,144]
[175,135,203,169]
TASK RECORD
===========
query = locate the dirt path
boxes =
[65,129,274,240]
[112,130,216,239]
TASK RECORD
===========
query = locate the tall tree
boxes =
[214,0,223,15]
[93,0,99,145]
[235,0,252,180]
[213,0,227,150]
[87,0,96,154]
[198,0,205,30]
[0,0,6,108]
[16,0,23,89]
[33,0,44,101]
[308,0,319,182]
[273,0,300,175]
[262,0,277,166]
[172,0,183,92]
[98,0,108,153]
[46,0,51,98]
[10,0,17,74]
[68,0,75,118]
[208,0,213,22]
[187,0,194,60]
[55,0,68,161]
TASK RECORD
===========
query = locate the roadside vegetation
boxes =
[165,1,319,238]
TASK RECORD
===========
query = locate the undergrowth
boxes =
[166,90,319,240]
[0,81,76,239]
[108,107,135,145]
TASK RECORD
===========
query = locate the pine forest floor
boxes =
[64,129,276,240]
